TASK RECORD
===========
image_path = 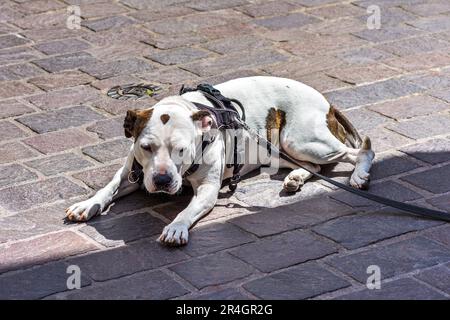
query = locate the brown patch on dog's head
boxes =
[326,106,346,143]
[124,108,153,139]
[191,110,214,132]
[160,114,170,124]
[265,107,286,143]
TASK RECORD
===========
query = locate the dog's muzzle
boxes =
[153,172,174,191]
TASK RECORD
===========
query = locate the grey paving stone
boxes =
[401,164,450,194]
[72,163,121,190]
[34,38,91,55]
[0,63,44,81]
[336,47,395,65]
[86,118,124,139]
[426,194,450,212]
[424,224,450,247]
[68,238,188,281]
[170,252,254,289]
[146,47,210,66]
[186,0,248,11]
[17,106,105,133]
[82,16,134,32]
[386,115,450,140]
[0,262,91,299]
[378,35,450,57]
[353,25,422,43]
[80,211,166,244]
[254,12,320,30]
[237,1,297,18]
[342,108,390,132]
[28,70,94,92]
[336,278,446,300]
[108,189,170,214]
[62,270,189,300]
[400,139,450,165]
[408,15,450,33]
[0,163,37,188]
[0,231,97,274]
[0,120,28,141]
[33,52,97,73]
[0,34,30,49]
[0,100,34,119]
[25,153,94,176]
[181,222,255,257]
[80,58,157,80]
[229,198,353,237]
[327,237,450,283]
[0,177,87,212]
[23,128,97,154]
[193,288,252,300]
[415,265,450,294]
[313,210,442,250]
[407,72,450,90]
[325,78,422,109]
[331,181,422,208]
[370,152,421,180]
[0,142,38,164]
[244,262,350,300]
[231,230,338,272]
[82,138,132,163]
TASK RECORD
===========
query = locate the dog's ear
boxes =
[192,110,214,133]
[124,108,153,139]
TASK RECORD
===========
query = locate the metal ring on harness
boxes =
[127,170,140,184]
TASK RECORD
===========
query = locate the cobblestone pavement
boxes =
[0,0,450,300]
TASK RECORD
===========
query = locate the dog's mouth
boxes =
[146,180,181,195]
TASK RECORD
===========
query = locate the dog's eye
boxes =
[141,143,152,152]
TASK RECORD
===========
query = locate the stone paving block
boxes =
[82,16,135,32]
[182,49,288,77]
[370,152,421,180]
[0,261,91,299]
[327,237,450,283]
[180,222,255,257]
[79,2,129,18]
[313,210,441,250]
[0,176,87,212]
[129,6,195,22]
[408,15,450,33]
[341,108,390,132]
[0,120,28,141]
[308,3,365,18]
[28,70,94,92]
[353,25,422,43]
[331,181,422,208]
[254,12,320,30]
[378,35,450,57]
[72,163,121,190]
[326,63,399,85]
[237,1,297,17]
[384,52,450,72]
[82,138,132,163]
[401,1,450,16]
[244,262,350,300]
[0,142,38,164]
[203,35,272,55]
[361,128,413,153]
[146,47,211,66]
[0,63,44,81]
[386,115,450,140]
[400,139,450,165]
[0,163,37,188]
[187,0,248,11]
[415,264,450,294]
[109,189,171,214]
[231,230,338,273]
[170,252,255,289]
[430,87,450,103]
[0,80,41,99]
[23,128,97,154]
[34,39,91,56]
[193,288,252,300]
[426,194,450,212]
[90,75,142,91]
[61,269,189,300]
[407,72,450,91]
[0,46,42,67]
[295,72,349,92]
[25,153,94,176]
[80,58,158,80]
[368,95,449,120]
[325,78,421,109]
[336,47,395,65]
[26,85,100,110]
[80,211,166,245]
[17,105,105,133]
[139,67,198,85]
[86,117,124,140]
[33,52,97,73]
[0,34,30,50]
[401,164,450,194]
[336,278,446,300]
[0,231,97,274]
[423,224,450,247]
[229,197,353,237]
[68,238,188,281]
[0,100,34,118]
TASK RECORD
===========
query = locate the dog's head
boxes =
[124,96,214,194]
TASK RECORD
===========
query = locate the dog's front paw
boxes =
[283,173,304,193]
[158,222,189,246]
[66,199,103,222]
[350,169,370,190]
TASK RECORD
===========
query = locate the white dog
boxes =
[66,76,374,246]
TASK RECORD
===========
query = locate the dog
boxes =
[66,76,375,246]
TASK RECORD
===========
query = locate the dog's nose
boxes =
[153,173,172,188]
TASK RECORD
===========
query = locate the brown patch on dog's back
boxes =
[265,107,286,143]
[124,108,153,139]
[326,106,347,143]
[160,114,170,124]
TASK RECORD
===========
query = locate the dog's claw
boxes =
[159,222,189,246]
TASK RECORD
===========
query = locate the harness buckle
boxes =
[229,174,241,191]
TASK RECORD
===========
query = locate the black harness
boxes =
[128,84,246,191]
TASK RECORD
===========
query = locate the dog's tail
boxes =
[327,106,365,149]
